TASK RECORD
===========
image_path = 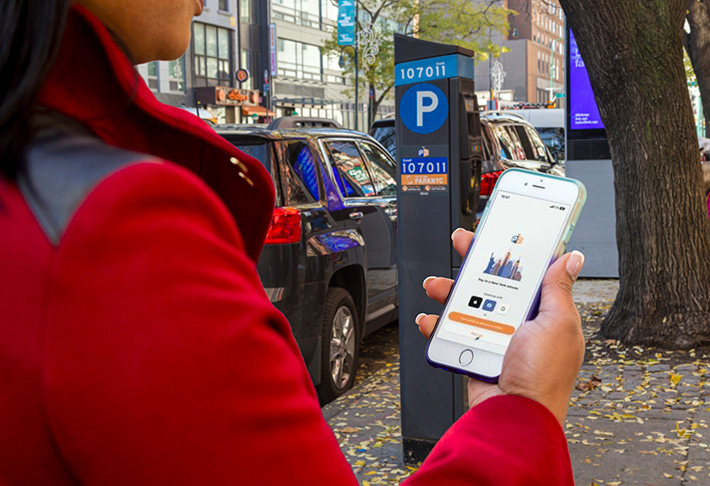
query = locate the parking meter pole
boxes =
[395,34,483,463]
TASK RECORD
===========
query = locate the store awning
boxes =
[242,106,275,117]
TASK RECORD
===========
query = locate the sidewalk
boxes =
[323,279,710,485]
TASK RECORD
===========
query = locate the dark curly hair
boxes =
[0,0,71,180]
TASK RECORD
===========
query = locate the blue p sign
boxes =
[400,83,448,134]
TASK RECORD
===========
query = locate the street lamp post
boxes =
[489,27,494,102]
[354,1,359,131]
[550,36,564,101]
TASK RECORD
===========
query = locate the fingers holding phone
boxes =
[498,251,585,425]
[419,246,586,424]
[421,170,587,424]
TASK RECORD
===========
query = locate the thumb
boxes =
[537,251,584,317]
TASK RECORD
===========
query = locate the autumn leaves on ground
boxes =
[568,302,710,485]
[326,301,710,485]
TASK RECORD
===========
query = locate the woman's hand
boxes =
[416,229,586,426]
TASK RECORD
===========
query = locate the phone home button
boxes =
[459,349,474,366]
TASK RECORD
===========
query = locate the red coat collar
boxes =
[38,5,274,263]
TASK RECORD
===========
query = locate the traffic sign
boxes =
[236,69,249,84]
[400,83,449,134]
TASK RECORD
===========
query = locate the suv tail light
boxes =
[480,171,503,197]
[265,207,301,245]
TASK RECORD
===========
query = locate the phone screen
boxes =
[436,189,572,355]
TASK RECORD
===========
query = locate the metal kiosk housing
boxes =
[394,34,483,462]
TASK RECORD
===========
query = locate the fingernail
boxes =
[415,313,427,326]
[566,251,585,280]
[451,227,466,240]
[422,276,437,290]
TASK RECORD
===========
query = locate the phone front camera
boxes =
[524,182,528,186]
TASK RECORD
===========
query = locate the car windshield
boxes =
[370,125,396,158]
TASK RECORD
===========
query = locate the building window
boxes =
[323,52,345,84]
[219,0,228,11]
[169,57,185,93]
[240,49,255,89]
[240,0,252,23]
[322,0,338,22]
[193,23,233,87]
[272,0,322,29]
[277,38,322,80]
[147,61,159,91]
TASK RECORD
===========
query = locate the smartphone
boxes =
[426,168,586,382]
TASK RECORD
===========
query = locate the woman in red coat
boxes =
[0,0,585,484]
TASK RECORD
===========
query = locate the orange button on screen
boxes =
[448,312,516,335]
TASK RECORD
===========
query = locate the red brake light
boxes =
[265,207,301,245]
[480,171,503,197]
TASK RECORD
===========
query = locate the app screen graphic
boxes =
[437,190,571,354]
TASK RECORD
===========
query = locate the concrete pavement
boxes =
[323,279,710,485]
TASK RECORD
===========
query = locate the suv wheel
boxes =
[316,288,360,405]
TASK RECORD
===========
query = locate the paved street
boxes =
[323,279,710,485]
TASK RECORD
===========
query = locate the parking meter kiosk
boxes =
[395,34,483,462]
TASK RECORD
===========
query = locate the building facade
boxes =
[269,0,380,131]
[137,0,395,130]
[138,0,265,125]
[475,0,566,107]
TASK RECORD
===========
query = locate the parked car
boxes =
[478,111,563,211]
[217,125,398,404]
[180,106,219,126]
[500,108,565,164]
[368,112,563,214]
[267,116,344,129]
[369,115,396,157]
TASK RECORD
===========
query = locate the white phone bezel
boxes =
[426,170,582,380]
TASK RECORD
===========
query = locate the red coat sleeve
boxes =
[43,161,358,485]
[41,161,572,485]
[403,395,574,486]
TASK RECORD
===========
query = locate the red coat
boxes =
[0,6,573,485]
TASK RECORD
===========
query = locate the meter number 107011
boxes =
[401,160,447,175]
[399,64,446,82]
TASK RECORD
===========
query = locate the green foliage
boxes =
[417,0,513,62]
[321,0,513,120]
[684,47,698,85]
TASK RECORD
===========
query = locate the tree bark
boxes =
[559,0,710,348]
[685,0,710,138]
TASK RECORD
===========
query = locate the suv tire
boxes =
[316,288,360,404]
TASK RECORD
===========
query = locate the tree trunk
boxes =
[559,0,710,348]
[685,0,710,138]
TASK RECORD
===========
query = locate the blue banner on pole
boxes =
[338,0,356,46]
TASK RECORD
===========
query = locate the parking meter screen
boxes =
[437,190,570,354]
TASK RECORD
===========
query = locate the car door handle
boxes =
[349,211,364,220]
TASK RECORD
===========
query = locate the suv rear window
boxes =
[230,140,271,171]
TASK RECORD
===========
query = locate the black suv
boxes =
[369,112,563,213]
[217,125,398,404]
